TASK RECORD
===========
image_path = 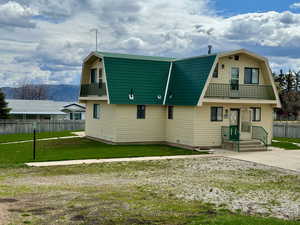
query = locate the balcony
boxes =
[205,83,275,100]
[80,83,107,97]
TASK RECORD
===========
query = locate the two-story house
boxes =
[79,49,281,151]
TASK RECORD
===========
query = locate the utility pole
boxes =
[91,28,99,51]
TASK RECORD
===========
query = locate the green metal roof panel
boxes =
[165,55,217,106]
[104,57,171,105]
[97,51,175,61]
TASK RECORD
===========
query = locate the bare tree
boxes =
[14,80,48,100]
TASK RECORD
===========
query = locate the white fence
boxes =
[273,123,300,138]
[0,120,85,134]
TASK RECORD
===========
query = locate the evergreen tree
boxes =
[0,88,10,119]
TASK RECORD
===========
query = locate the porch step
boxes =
[239,144,264,149]
[239,140,262,145]
[223,139,267,152]
[239,147,268,152]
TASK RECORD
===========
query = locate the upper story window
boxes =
[93,104,100,119]
[168,106,174,120]
[245,68,259,84]
[90,68,97,84]
[137,105,146,119]
[213,63,219,78]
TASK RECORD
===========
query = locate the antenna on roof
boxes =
[208,45,212,54]
[90,28,99,51]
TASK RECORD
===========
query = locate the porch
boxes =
[221,126,268,152]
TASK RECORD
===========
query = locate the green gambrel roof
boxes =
[104,57,171,105]
[165,55,217,106]
[95,51,217,106]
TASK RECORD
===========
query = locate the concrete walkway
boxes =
[227,148,300,172]
[25,154,219,167]
[0,136,81,145]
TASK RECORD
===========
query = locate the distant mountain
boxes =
[1,85,80,102]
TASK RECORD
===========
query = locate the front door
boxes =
[240,108,252,140]
[230,109,240,141]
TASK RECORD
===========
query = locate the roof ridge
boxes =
[96,51,175,61]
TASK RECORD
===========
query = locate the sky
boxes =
[1,0,300,87]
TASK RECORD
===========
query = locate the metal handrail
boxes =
[80,83,107,97]
[252,126,268,146]
[205,83,275,100]
[221,126,240,152]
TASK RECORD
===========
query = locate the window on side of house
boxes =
[74,112,82,120]
[137,105,146,119]
[90,68,97,84]
[168,106,174,120]
[211,107,223,122]
[213,63,219,78]
[93,104,100,119]
[251,107,261,122]
[245,68,259,84]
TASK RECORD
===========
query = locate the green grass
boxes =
[0,137,203,166]
[271,141,300,150]
[274,137,300,144]
[0,130,80,143]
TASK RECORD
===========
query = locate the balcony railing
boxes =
[80,83,107,97]
[205,83,275,100]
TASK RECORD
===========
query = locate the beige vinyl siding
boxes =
[193,103,274,146]
[211,53,269,85]
[165,106,195,146]
[85,101,116,142]
[115,105,166,142]
[193,104,227,146]
[251,104,274,144]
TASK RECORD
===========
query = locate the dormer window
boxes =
[90,68,97,84]
[213,63,219,78]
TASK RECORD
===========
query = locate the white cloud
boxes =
[0,1,38,28]
[290,2,300,9]
[0,0,300,86]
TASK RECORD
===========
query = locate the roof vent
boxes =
[129,88,134,100]
[129,94,134,100]
[208,45,212,54]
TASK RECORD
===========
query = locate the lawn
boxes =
[274,137,300,144]
[0,137,203,166]
[0,157,299,225]
[271,141,300,150]
[0,130,79,144]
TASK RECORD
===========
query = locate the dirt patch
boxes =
[0,204,9,225]
[71,214,85,221]
[0,198,18,203]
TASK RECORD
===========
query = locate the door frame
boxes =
[229,108,240,141]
